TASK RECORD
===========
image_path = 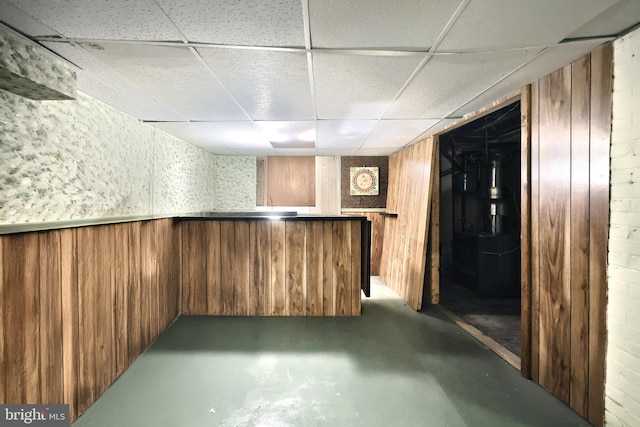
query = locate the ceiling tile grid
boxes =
[155,0,305,47]
[309,0,461,49]
[437,0,619,51]
[2,0,638,155]
[198,48,314,121]
[83,43,249,121]
[8,0,183,41]
[385,49,541,120]
[312,52,426,120]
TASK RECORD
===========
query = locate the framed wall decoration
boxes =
[350,166,379,196]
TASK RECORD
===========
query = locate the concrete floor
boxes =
[74,278,590,427]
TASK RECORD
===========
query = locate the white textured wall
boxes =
[0,89,256,224]
[607,27,640,427]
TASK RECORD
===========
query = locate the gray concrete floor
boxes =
[74,278,590,427]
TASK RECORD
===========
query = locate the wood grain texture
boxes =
[343,212,384,275]
[527,45,612,426]
[306,221,324,316]
[178,218,364,317]
[206,221,222,315]
[570,54,591,417]
[587,43,612,427]
[520,84,532,379]
[60,229,78,420]
[250,221,271,315]
[39,231,64,404]
[351,221,362,316]
[530,79,541,383]
[332,221,351,316]
[322,221,334,316]
[220,221,235,315]
[538,64,572,404]
[429,140,440,305]
[1,219,181,422]
[379,137,436,310]
[76,227,97,413]
[271,221,286,316]
[233,221,250,315]
[267,156,316,206]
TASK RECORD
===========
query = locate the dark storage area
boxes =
[438,100,522,357]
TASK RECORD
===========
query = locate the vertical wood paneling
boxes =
[140,222,156,349]
[206,221,222,315]
[538,65,572,404]
[271,221,286,316]
[1,219,181,422]
[267,156,316,206]
[3,234,40,404]
[126,222,142,364]
[351,221,362,316]
[521,84,532,379]
[286,222,307,316]
[306,222,324,316]
[370,213,384,276]
[380,137,436,310]
[570,54,591,417]
[233,221,250,315]
[39,231,64,404]
[333,221,351,315]
[249,221,271,315]
[322,221,334,316]
[179,218,363,317]
[76,227,97,413]
[114,225,130,378]
[60,229,77,420]
[220,221,235,315]
[429,141,441,305]
[587,43,612,427]
[527,45,612,427]
[531,79,541,382]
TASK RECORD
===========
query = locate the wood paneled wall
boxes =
[267,156,316,206]
[379,136,437,310]
[181,219,363,316]
[342,212,384,275]
[0,219,181,422]
[525,44,611,426]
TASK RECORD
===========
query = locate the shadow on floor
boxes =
[438,273,522,357]
[73,278,589,427]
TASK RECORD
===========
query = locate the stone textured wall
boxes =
[606,27,640,427]
[0,89,255,224]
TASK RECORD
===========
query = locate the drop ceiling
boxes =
[2,0,639,156]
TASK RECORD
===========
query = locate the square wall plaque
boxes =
[350,167,379,196]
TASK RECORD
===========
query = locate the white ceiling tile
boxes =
[155,0,304,47]
[316,120,377,149]
[309,0,460,49]
[0,1,58,37]
[450,39,608,117]
[83,43,248,121]
[438,0,618,51]
[254,121,316,148]
[385,49,539,119]
[411,119,459,141]
[198,48,314,120]
[151,122,272,153]
[568,0,640,39]
[43,42,187,121]
[8,0,183,40]
[317,148,359,156]
[313,52,425,119]
[355,147,399,156]
[363,120,441,148]
[274,148,318,155]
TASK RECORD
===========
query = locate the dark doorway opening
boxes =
[438,101,522,359]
